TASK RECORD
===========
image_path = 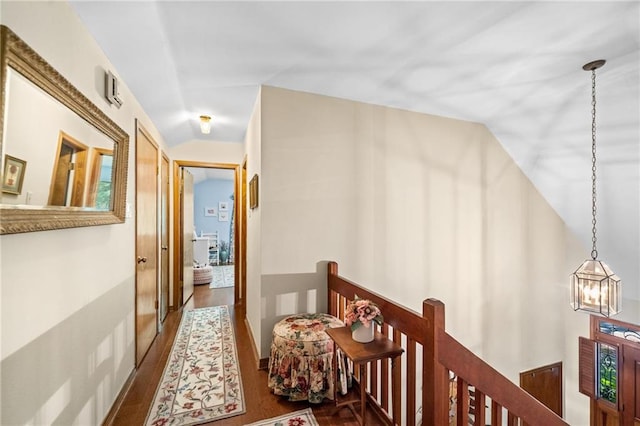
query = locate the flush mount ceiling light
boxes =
[570,59,621,318]
[199,115,212,134]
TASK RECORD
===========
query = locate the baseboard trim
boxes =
[244,317,265,370]
[101,367,136,426]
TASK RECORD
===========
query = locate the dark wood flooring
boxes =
[106,284,372,425]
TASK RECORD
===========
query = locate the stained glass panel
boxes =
[597,342,617,404]
[599,321,640,343]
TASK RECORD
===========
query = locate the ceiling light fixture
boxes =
[199,115,212,134]
[570,59,621,317]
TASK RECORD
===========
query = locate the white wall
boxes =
[0,2,167,424]
[168,140,244,164]
[253,85,593,425]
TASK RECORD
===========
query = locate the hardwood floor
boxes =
[106,284,370,425]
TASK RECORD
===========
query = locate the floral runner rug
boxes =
[144,306,245,425]
[209,265,235,289]
[244,408,319,426]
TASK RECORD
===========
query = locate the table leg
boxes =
[391,357,401,426]
[360,363,367,426]
[332,346,338,404]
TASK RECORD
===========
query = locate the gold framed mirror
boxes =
[0,25,129,234]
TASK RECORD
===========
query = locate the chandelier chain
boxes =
[590,69,598,260]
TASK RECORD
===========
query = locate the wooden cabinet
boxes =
[520,361,563,426]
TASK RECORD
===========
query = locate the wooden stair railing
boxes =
[327,261,569,426]
[435,326,569,426]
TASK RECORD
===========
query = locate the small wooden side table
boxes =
[326,326,404,426]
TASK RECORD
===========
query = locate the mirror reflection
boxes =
[0,25,129,234]
[2,69,115,210]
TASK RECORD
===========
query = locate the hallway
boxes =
[107,285,366,425]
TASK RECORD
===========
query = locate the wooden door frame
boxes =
[172,160,242,310]
[49,131,88,206]
[240,157,248,308]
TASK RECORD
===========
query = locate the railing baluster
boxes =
[406,338,416,426]
[381,324,390,411]
[491,399,503,426]
[474,389,486,426]
[381,359,389,412]
[391,332,402,426]
[371,357,379,400]
[457,378,469,426]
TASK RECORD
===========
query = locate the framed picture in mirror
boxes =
[2,155,26,195]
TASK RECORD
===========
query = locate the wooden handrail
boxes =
[437,328,569,425]
[327,261,569,426]
[328,262,432,344]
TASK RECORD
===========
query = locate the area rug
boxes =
[209,265,234,289]
[245,408,319,426]
[144,306,245,426]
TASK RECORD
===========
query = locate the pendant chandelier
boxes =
[570,59,621,317]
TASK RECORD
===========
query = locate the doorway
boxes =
[49,131,88,207]
[579,315,640,425]
[172,160,244,311]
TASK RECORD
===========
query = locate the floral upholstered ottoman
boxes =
[267,313,344,403]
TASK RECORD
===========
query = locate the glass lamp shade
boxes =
[199,115,211,134]
[571,259,621,317]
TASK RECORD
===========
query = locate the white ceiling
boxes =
[69,1,639,299]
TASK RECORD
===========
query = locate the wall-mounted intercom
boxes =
[105,70,123,108]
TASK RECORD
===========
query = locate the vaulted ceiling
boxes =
[69,1,639,300]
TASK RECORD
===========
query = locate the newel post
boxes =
[327,261,338,317]
[422,298,448,426]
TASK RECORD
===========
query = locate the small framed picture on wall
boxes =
[218,211,229,222]
[249,174,259,209]
[204,206,217,217]
[219,201,229,212]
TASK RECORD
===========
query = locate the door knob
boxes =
[161,246,168,251]
[137,256,148,264]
